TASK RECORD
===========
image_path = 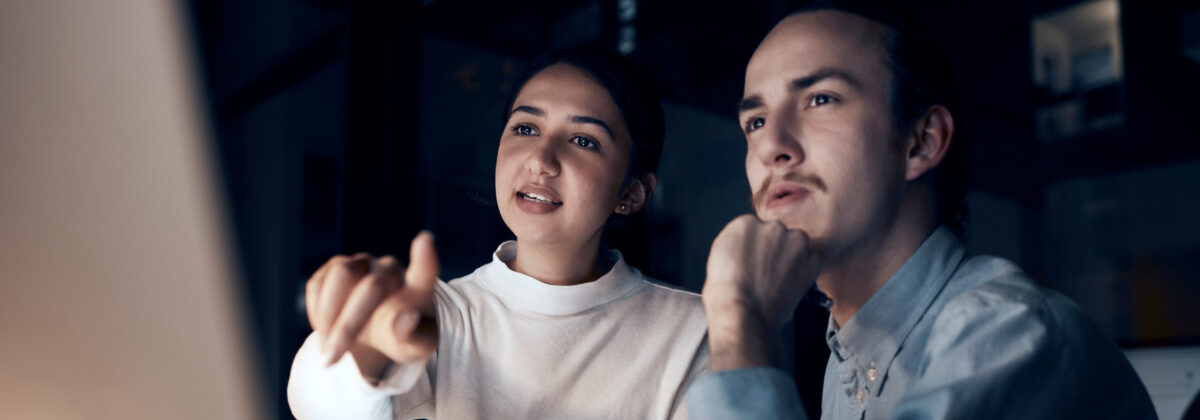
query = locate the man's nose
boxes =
[524,137,561,177]
[754,119,804,168]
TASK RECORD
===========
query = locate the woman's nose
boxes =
[524,138,561,177]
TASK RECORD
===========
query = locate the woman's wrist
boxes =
[347,343,394,385]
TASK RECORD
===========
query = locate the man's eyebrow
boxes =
[570,115,615,140]
[735,69,860,115]
[736,95,763,114]
[790,68,862,92]
[510,105,544,117]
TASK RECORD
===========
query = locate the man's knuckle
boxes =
[731,215,753,231]
[766,220,783,232]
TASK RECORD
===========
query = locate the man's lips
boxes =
[764,182,812,210]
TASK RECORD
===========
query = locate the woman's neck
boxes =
[508,236,604,286]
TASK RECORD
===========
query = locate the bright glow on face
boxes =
[740,11,908,256]
[495,63,633,247]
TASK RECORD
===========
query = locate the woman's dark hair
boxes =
[499,46,665,271]
[501,45,666,179]
[785,0,968,237]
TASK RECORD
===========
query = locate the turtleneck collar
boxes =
[476,241,648,316]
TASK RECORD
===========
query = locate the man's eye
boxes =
[513,125,538,136]
[745,117,765,133]
[571,136,599,150]
[810,94,835,107]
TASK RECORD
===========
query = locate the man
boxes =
[686,1,1157,418]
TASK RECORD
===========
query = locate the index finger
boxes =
[404,230,439,296]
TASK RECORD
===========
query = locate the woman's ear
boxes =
[615,173,657,215]
[905,105,955,181]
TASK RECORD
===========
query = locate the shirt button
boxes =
[855,389,866,404]
[867,368,878,381]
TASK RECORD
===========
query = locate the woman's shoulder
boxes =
[434,266,492,301]
[640,277,701,301]
[631,275,706,321]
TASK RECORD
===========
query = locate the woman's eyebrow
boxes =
[570,115,615,140]
[511,105,544,117]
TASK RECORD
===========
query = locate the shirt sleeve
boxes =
[685,367,808,420]
[286,333,433,420]
[891,287,1157,420]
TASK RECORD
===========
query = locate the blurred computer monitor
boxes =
[0,2,264,419]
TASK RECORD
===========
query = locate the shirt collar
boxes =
[477,241,647,316]
[824,226,966,395]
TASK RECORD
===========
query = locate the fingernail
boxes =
[395,311,419,333]
[322,337,341,367]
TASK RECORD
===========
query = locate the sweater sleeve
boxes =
[669,339,710,420]
[286,333,433,420]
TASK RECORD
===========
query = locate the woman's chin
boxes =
[511,228,565,246]
[501,209,602,249]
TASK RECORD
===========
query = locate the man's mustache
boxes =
[753,172,827,209]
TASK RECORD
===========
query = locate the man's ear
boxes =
[615,173,657,215]
[905,105,955,181]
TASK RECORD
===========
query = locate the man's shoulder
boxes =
[932,254,1096,343]
[915,254,1156,418]
[943,255,1067,312]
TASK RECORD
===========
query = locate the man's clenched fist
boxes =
[703,214,821,329]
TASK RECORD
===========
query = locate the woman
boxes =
[287,46,708,419]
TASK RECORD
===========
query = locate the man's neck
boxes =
[818,203,936,328]
[507,235,604,286]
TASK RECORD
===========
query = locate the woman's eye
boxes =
[809,94,835,107]
[571,136,599,150]
[745,117,765,133]
[513,125,538,136]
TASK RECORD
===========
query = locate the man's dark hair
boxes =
[502,45,666,179]
[786,0,968,236]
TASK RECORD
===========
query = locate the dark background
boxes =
[184,0,1200,418]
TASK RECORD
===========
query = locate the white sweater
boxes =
[288,242,710,419]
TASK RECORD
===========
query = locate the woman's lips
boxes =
[515,185,562,214]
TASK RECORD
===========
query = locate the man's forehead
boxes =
[767,10,887,47]
[744,10,888,94]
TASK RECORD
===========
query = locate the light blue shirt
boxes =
[687,227,1156,419]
